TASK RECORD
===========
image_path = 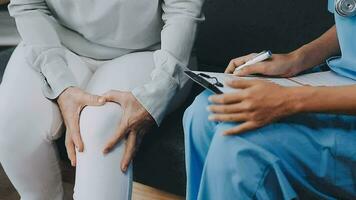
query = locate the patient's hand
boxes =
[102,90,155,173]
[225,52,305,77]
[208,79,299,135]
[57,87,106,166]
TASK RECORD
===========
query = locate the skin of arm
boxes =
[208,25,356,135]
[225,26,340,77]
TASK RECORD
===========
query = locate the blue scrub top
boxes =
[327,0,356,79]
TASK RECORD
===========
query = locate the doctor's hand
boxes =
[102,90,155,173]
[208,79,299,135]
[57,87,106,166]
[225,52,306,77]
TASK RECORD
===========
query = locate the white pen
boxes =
[234,50,272,74]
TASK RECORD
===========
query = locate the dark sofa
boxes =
[0,0,334,196]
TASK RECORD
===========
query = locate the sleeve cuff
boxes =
[328,0,335,13]
[132,79,177,126]
[40,59,78,99]
[131,50,190,126]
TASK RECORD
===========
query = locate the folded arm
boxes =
[132,0,205,125]
[9,0,80,99]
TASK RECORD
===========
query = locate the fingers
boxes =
[234,62,268,76]
[226,79,259,89]
[120,132,137,173]
[209,93,245,104]
[103,90,125,103]
[225,58,246,74]
[83,93,106,106]
[209,113,248,122]
[103,121,128,154]
[224,121,258,135]
[208,103,247,114]
[65,132,77,167]
[66,114,84,152]
[225,54,257,74]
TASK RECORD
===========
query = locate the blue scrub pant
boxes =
[183,90,356,200]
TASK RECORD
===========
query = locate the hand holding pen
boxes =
[225,51,307,78]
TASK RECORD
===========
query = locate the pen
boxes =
[234,50,272,74]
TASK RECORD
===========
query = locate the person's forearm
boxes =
[291,25,340,71]
[290,85,356,115]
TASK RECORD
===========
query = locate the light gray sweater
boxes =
[8,0,205,125]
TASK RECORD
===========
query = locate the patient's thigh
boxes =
[1,45,63,141]
[86,51,155,94]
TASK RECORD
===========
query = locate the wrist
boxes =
[57,86,76,103]
[289,47,309,72]
[285,86,316,114]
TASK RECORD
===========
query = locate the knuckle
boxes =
[224,106,233,113]
[228,60,234,66]
[244,102,254,111]
[220,97,228,104]
[243,91,252,99]
[229,115,236,121]
[260,65,268,73]
[221,107,228,113]
[89,95,97,102]
[253,120,264,127]
[249,112,259,120]
[65,141,71,148]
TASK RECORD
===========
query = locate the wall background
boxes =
[196,0,334,71]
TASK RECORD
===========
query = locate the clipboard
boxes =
[184,71,224,94]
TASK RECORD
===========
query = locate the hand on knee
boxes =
[58,87,106,166]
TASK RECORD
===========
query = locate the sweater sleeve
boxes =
[131,0,205,125]
[8,0,77,99]
[328,0,335,13]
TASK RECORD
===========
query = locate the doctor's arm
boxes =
[225,25,340,77]
[208,80,356,135]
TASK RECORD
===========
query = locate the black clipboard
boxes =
[184,71,223,94]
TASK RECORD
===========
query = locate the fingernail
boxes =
[121,165,127,172]
[208,96,213,102]
[206,106,212,111]
[103,148,110,154]
[99,98,105,103]
[71,161,75,166]
[208,115,215,121]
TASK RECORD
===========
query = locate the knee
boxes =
[183,90,217,152]
[79,102,123,151]
[206,129,279,176]
[183,90,213,133]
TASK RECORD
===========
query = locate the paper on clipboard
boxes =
[189,70,356,93]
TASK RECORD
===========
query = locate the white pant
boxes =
[0,45,193,200]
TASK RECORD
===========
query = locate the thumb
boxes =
[234,63,267,76]
[103,90,125,103]
[83,94,106,106]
